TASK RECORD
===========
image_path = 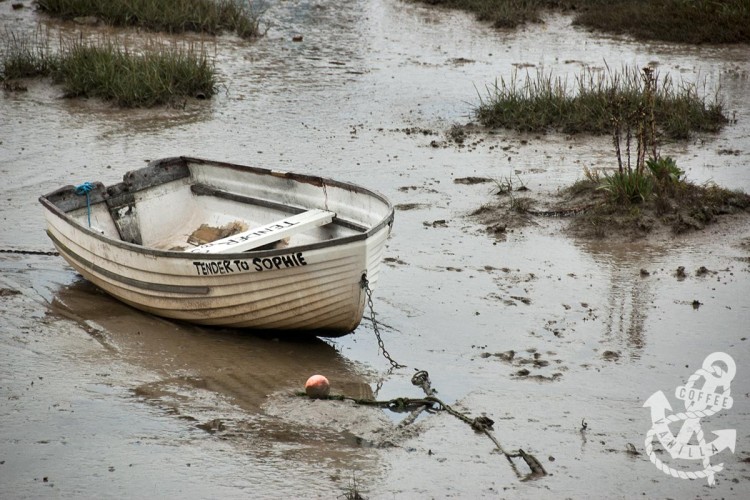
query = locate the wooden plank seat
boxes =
[188,209,335,254]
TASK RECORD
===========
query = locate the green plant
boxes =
[475,65,727,140]
[55,37,217,106]
[599,170,653,204]
[408,0,750,44]
[1,30,218,107]
[35,0,263,38]
[647,156,683,183]
[0,30,58,80]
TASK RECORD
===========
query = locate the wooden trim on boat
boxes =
[189,209,335,254]
[190,184,370,233]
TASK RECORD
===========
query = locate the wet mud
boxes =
[2,0,750,498]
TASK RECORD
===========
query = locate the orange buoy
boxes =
[305,374,330,398]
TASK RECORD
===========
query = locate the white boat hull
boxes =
[40,157,393,337]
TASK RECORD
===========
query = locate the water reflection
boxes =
[51,277,374,410]
[577,239,673,356]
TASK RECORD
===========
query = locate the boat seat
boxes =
[188,209,335,254]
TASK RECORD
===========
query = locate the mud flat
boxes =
[1,0,749,498]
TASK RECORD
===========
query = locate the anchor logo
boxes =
[643,352,736,485]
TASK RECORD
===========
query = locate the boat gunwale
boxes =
[39,156,394,261]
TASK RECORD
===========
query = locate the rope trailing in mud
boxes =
[361,274,405,369]
[295,392,437,412]
[355,280,545,478]
[75,182,94,227]
[0,249,59,256]
[413,370,546,478]
[301,369,547,479]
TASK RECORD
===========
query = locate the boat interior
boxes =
[42,157,389,253]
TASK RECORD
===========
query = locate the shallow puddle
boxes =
[2,0,750,498]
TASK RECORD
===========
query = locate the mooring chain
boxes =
[361,274,405,369]
[411,370,433,396]
[302,368,547,479]
[409,370,545,477]
[0,249,59,256]
[299,392,436,412]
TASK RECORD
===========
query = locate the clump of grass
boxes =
[36,0,262,38]
[573,0,750,45]
[412,0,560,29]
[554,66,750,238]
[408,0,750,44]
[1,31,217,107]
[476,65,727,140]
[0,29,58,79]
[58,38,216,106]
[599,170,654,205]
[340,472,366,500]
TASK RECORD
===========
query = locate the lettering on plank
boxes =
[192,252,307,276]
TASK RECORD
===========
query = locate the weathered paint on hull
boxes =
[40,157,393,337]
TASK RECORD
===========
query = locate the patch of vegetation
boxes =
[340,472,366,500]
[472,68,750,240]
[35,0,262,38]
[408,0,750,44]
[475,65,727,140]
[563,69,749,238]
[564,170,750,239]
[0,31,58,80]
[1,32,217,107]
[410,0,571,29]
[573,0,750,45]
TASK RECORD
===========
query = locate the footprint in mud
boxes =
[395,202,430,211]
[383,257,408,267]
[477,348,565,382]
[453,176,493,185]
[398,185,439,194]
[423,219,448,228]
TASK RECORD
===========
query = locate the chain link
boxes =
[361,274,404,369]
[0,249,59,256]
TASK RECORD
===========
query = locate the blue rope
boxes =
[75,182,94,227]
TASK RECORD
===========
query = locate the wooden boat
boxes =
[40,157,394,337]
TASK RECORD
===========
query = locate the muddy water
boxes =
[2,0,750,498]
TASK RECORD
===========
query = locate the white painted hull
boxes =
[40,157,394,337]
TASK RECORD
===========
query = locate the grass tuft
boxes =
[36,0,263,38]
[475,66,727,140]
[1,31,217,107]
[408,0,750,44]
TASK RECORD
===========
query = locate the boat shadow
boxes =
[50,276,374,413]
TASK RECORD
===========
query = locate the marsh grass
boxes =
[36,0,262,38]
[58,39,216,106]
[524,66,750,237]
[409,0,750,44]
[1,31,217,107]
[475,66,727,140]
[0,29,58,79]
[573,0,750,45]
[413,0,561,28]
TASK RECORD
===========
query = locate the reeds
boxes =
[408,0,750,43]
[1,31,217,107]
[475,65,727,140]
[573,0,750,45]
[58,39,216,106]
[36,0,262,38]
[0,29,58,79]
